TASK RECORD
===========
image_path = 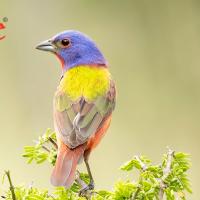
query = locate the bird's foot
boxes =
[79,182,94,198]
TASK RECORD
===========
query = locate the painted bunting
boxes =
[36,30,116,194]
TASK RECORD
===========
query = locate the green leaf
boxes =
[120,158,142,171]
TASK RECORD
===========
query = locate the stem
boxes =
[4,171,16,200]
[158,182,165,200]
[132,185,141,200]
[158,148,175,200]
[42,145,50,152]
[135,156,147,171]
[75,170,87,189]
[49,138,58,149]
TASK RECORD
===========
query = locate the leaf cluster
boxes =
[22,129,57,165]
[1,129,192,200]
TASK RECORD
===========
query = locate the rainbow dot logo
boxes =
[0,17,8,41]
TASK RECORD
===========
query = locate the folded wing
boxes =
[54,80,116,149]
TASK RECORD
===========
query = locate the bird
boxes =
[36,30,116,195]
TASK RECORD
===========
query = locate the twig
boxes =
[49,138,58,149]
[4,171,16,200]
[75,170,87,189]
[131,156,147,199]
[132,185,141,200]
[158,148,175,200]
[135,156,147,171]
[42,145,50,152]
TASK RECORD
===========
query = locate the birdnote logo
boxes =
[0,17,8,41]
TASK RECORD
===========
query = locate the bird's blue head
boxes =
[36,30,107,71]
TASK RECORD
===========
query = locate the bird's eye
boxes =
[61,39,70,47]
[54,38,71,49]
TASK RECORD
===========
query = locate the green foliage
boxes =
[22,129,57,165]
[120,151,191,200]
[1,129,192,200]
[4,186,51,200]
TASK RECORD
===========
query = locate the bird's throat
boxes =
[55,54,65,69]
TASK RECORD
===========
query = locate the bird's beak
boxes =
[36,40,56,53]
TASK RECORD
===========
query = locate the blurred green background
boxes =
[0,0,199,199]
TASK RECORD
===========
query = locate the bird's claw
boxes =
[79,183,94,197]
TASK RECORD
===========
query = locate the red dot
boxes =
[0,23,5,29]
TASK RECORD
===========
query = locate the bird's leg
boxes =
[79,152,95,196]
[84,158,95,189]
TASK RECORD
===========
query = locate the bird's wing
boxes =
[54,80,116,149]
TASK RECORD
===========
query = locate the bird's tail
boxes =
[51,142,85,188]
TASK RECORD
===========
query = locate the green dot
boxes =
[3,17,8,22]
